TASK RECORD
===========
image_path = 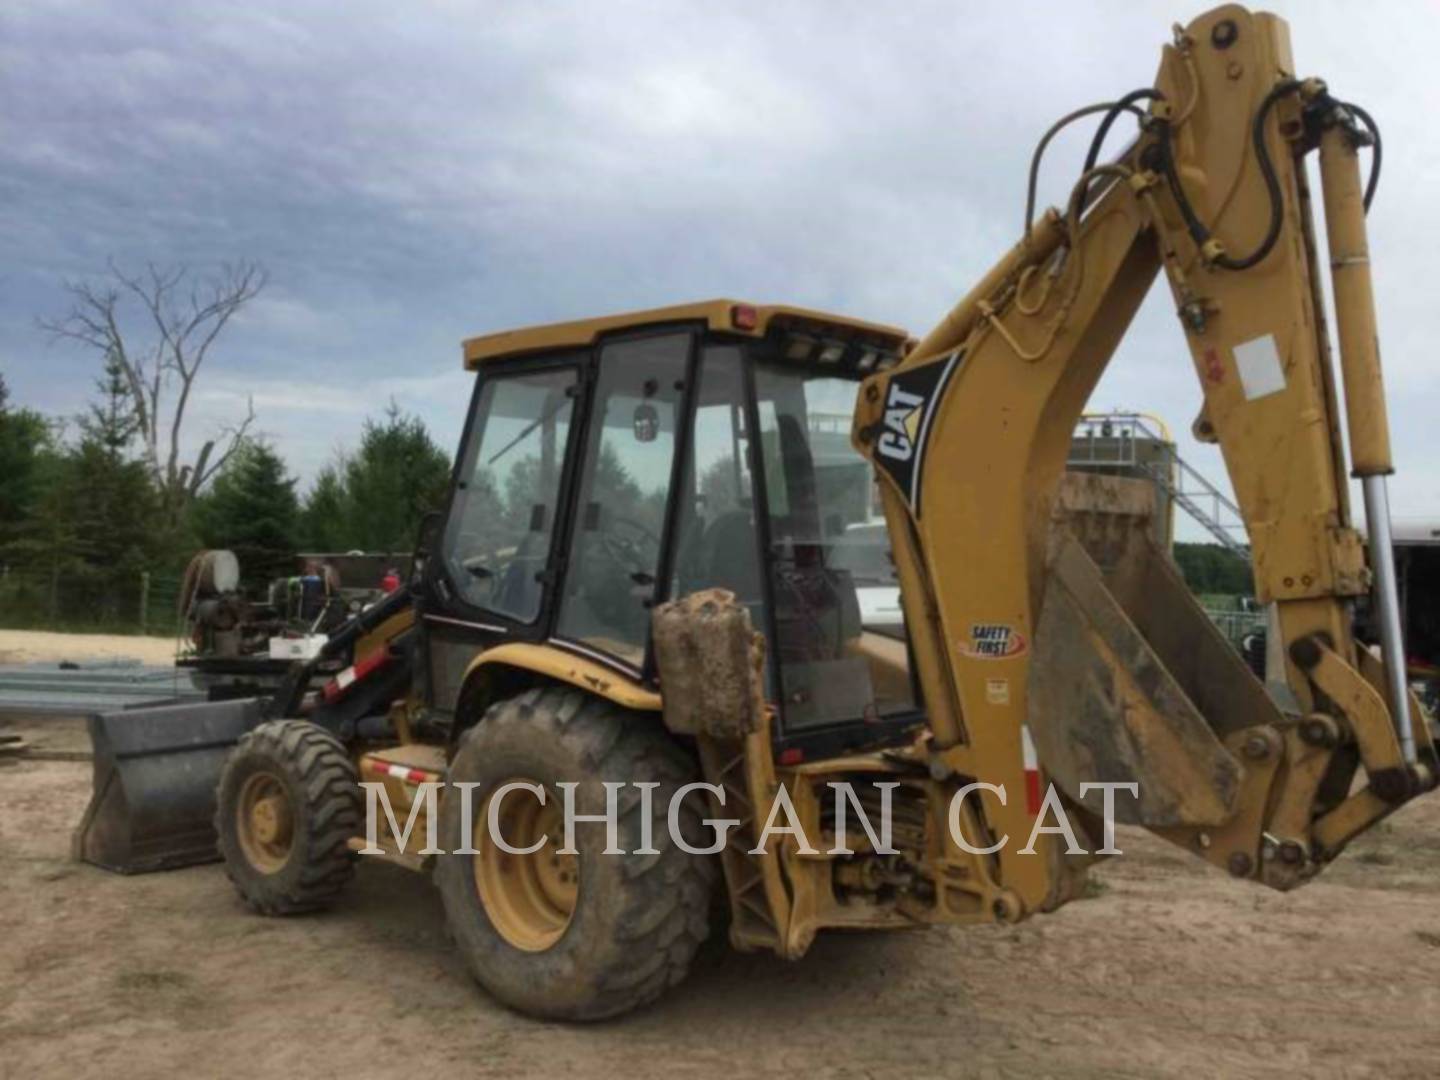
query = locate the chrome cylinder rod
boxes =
[1363,474,1416,763]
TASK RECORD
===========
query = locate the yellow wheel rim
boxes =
[236,771,295,873]
[473,780,578,952]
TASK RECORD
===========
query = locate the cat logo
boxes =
[867,348,963,515]
[877,384,926,463]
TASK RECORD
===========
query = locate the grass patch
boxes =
[114,969,193,992]
[110,967,212,1020]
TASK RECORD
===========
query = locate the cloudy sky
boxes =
[5,1,1440,538]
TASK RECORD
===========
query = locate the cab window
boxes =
[443,365,577,623]
[753,361,915,730]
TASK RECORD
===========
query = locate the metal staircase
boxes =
[1070,413,1250,556]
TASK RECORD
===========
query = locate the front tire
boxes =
[435,686,715,1021]
[215,719,361,915]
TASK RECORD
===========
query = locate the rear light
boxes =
[777,747,804,766]
[731,304,759,331]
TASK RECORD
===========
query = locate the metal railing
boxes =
[1205,607,1266,648]
[1069,412,1250,556]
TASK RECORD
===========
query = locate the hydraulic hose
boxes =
[1082,88,1166,176]
[1024,101,1146,244]
[1160,78,1300,271]
[1027,78,1379,282]
[1347,100,1382,210]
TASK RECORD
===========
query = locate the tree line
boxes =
[1172,541,1254,597]
[0,261,452,632]
[0,366,451,629]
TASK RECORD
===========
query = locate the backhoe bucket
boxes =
[1028,475,1284,827]
[74,698,264,873]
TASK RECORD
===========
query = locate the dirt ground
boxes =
[4,712,1440,1080]
[0,629,179,667]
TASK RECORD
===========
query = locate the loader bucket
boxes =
[1028,475,1285,828]
[73,698,264,873]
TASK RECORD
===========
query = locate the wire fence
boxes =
[0,564,189,638]
[2,562,1269,650]
[1205,607,1266,650]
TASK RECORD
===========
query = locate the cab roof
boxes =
[462,299,911,370]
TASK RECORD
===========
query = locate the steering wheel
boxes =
[599,515,661,577]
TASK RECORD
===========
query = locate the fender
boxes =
[457,642,663,730]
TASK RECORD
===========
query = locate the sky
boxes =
[5,1,1440,541]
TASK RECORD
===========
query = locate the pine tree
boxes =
[60,440,161,622]
[338,403,451,552]
[0,371,57,551]
[68,360,161,621]
[299,463,350,552]
[79,355,143,456]
[193,441,300,587]
[2,360,161,626]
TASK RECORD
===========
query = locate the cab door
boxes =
[553,331,693,672]
[428,355,582,711]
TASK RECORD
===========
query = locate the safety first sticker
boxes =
[959,623,1028,660]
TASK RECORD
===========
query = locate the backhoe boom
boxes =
[853,3,1434,911]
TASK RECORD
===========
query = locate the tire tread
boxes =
[216,719,361,916]
[445,686,715,1019]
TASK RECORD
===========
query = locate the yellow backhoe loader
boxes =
[76,3,1435,1020]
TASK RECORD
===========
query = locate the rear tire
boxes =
[215,719,361,915]
[435,686,715,1021]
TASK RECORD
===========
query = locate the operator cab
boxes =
[429,301,921,756]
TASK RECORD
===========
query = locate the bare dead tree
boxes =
[41,260,268,523]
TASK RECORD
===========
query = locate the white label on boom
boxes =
[1234,334,1286,402]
